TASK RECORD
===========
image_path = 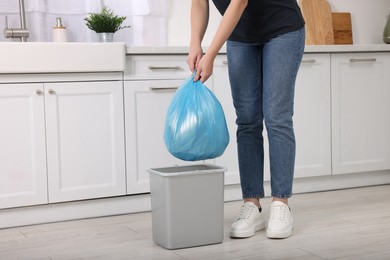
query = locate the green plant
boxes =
[85,6,130,33]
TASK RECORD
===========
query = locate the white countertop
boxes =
[126,44,390,55]
[0,42,126,74]
[1,43,389,74]
[304,44,390,53]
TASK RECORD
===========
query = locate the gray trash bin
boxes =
[148,164,226,249]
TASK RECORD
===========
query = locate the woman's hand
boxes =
[194,53,214,83]
[187,44,214,83]
[187,45,203,73]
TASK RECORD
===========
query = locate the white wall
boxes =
[0,0,168,45]
[167,0,390,46]
[167,0,220,47]
[327,0,390,44]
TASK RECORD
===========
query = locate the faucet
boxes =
[3,0,29,42]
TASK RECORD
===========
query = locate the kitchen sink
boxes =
[0,42,126,73]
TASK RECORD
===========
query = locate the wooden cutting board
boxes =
[332,12,353,44]
[299,0,334,45]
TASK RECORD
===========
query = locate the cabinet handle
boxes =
[36,89,43,95]
[301,59,316,64]
[148,66,182,70]
[149,86,179,91]
[350,58,377,63]
[222,60,228,65]
[48,89,55,94]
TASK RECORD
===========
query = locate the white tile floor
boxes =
[1,184,390,260]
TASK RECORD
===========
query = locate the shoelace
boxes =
[235,205,255,221]
[269,205,289,223]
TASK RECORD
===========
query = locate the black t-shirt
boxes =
[212,0,305,43]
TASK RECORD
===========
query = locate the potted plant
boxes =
[85,6,130,42]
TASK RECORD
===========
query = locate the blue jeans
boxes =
[226,27,305,199]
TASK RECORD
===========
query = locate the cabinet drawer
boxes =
[125,55,189,80]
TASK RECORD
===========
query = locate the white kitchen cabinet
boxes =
[124,55,189,80]
[44,81,126,202]
[294,53,332,178]
[331,53,390,175]
[0,84,48,209]
[124,80,187,194]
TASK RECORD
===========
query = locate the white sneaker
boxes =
[266,201,294,239]
[230,202,265,238]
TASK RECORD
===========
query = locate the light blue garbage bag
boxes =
[164,73,229,161]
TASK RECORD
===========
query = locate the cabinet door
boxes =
[294,54,332,178]
[124,80,188,194]
[0,84,48,209]
[331,53,390,174]
[44,81,126,202]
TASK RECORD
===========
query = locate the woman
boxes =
[187,0,305,239]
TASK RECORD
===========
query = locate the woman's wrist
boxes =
[204,46,219,60]
[190,40,202,50]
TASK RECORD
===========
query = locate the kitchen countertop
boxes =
[126,44,390,55]
[1,43,389,74]
[0,42,126,74]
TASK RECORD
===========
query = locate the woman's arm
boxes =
[194,0,248,82]
[187,0,210,73]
